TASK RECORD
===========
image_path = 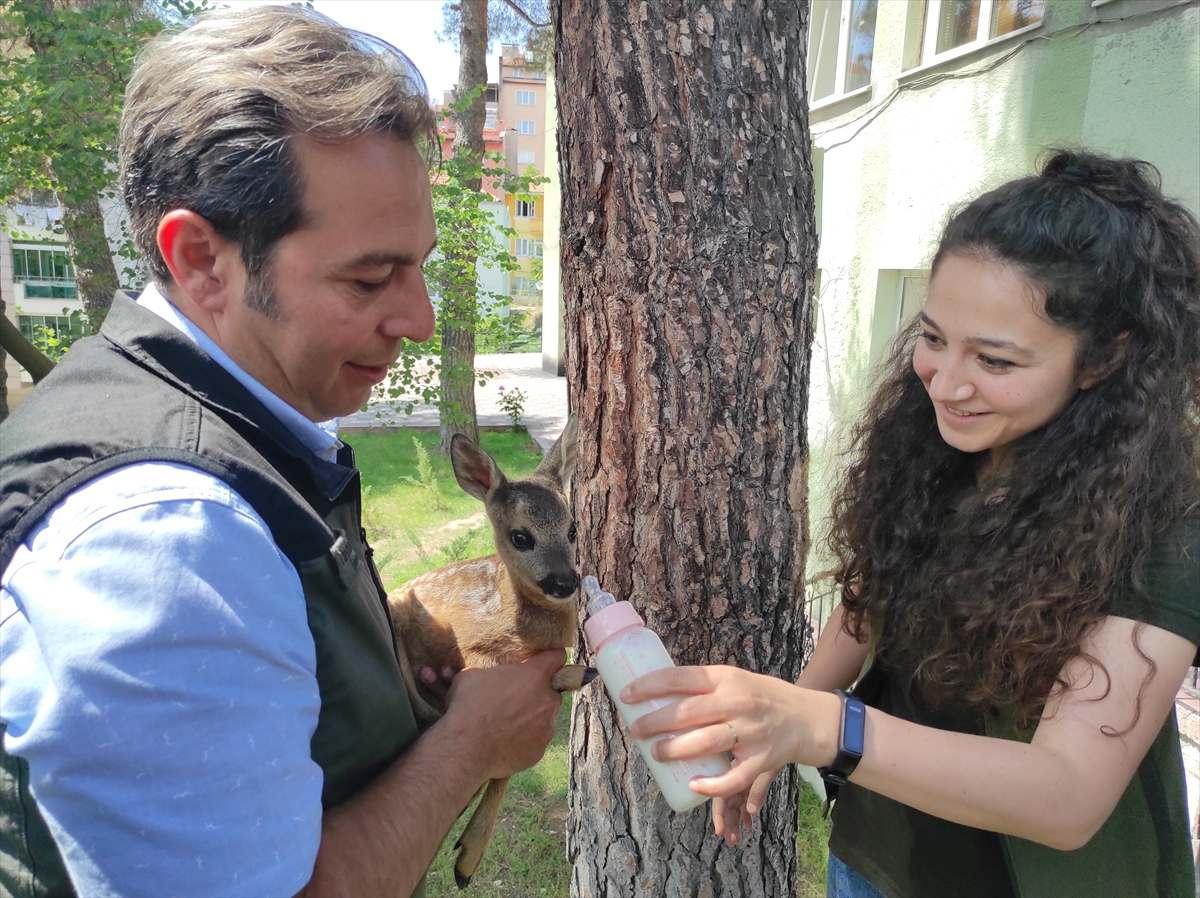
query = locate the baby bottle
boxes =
[582,575,731,812]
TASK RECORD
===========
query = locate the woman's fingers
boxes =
[620,664,727,704]
[688,761,763,798]
[746,768,782,816]
[712,794,749,847]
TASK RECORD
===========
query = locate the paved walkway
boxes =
[338,352,569,452]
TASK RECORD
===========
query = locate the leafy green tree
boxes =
[0,1,195,320]
[380,107,544,444]
[0,1,199,421]
[430,0,549,451]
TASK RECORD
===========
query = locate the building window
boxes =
[515,238,543,258]
[12,245,79,299]
[515,90,536,106]
[485,107,498,130]
[512,275,540,294]
[515,120,535,135]
[869,270,929,366]
[908,0,1044,69]
[517,149,536,165]
[515,199,536,218]
[18,313,83,343]
[808,0,878,104]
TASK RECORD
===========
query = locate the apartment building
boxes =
[497,43,547,302]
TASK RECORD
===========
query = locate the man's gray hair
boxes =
[119,5,437,309]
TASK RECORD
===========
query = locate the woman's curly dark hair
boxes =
[830,149,1200,729]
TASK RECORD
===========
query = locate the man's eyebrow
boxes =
[919,312,1034,357]
[341,246,435,270]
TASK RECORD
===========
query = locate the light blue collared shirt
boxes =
[0,286,340,897]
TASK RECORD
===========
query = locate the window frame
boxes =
[515,89,536,106]
[515,199,536,219]
[908,0,1045,72]
[516,149,536,165]
[808,0,877,110]
[12,244,75,285]
[515,238,543,257]
[515,120,536,135]
[18,313,80,342]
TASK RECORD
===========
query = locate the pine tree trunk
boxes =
[439,0,489,452]
[556,2,817,895]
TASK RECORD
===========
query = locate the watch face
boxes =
[844,699,866,755]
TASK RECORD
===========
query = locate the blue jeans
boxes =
[827,853,887,898]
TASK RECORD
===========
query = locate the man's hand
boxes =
[299,648,567,896]
[417,664,458,706]
[439,648,566,782]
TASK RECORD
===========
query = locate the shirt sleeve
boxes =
[1109,514,1200,664]
[0,462,324,898]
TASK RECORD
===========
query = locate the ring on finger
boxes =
[725,722,739,748]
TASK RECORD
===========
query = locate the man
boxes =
[0,7,564,896]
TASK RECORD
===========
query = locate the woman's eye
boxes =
[918,330,941,346]
[980,355,1014,371]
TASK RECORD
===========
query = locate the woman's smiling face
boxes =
[912,253,1093,471]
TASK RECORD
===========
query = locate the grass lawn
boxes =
[354,428,832,895]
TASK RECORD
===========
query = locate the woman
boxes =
[624,150,1199,896]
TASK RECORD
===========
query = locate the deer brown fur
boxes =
[387,416,587,888]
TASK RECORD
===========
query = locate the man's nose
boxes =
[380,275,436,343]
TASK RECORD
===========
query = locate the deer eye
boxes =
[510,529,534,551]
[567,523,577,543]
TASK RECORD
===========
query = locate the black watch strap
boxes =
[818,689,866,786]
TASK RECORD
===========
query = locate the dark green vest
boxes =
[0,294,419,896]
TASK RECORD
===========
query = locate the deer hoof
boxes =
[582,666,599,686]
[454,866,473,889]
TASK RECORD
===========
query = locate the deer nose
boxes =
[540,572,579,599]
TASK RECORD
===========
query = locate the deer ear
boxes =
[537,414,578,491]
[451,434,504,502]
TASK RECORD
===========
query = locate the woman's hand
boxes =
[621,665,841,813]
[711,767,782,846]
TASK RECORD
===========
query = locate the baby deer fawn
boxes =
[387,416,591,888]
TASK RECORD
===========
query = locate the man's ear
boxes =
[156,210,243,312]
[1079,332,1129,390]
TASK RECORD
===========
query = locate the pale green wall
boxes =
[541,76,566,376]
[806,0,1200,608]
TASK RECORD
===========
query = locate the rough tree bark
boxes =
[0,314,54,384]
[439,0,489,451]
[49,175,120,325]
[557,2,817,896]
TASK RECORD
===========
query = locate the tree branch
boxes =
[0,313,55,382]
[501,0,548,29]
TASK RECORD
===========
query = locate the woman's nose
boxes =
[928,358,974,402]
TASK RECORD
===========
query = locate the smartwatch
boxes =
[818,689,865,785]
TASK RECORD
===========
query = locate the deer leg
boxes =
[453,776,510,889]
[551,663,598,692]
